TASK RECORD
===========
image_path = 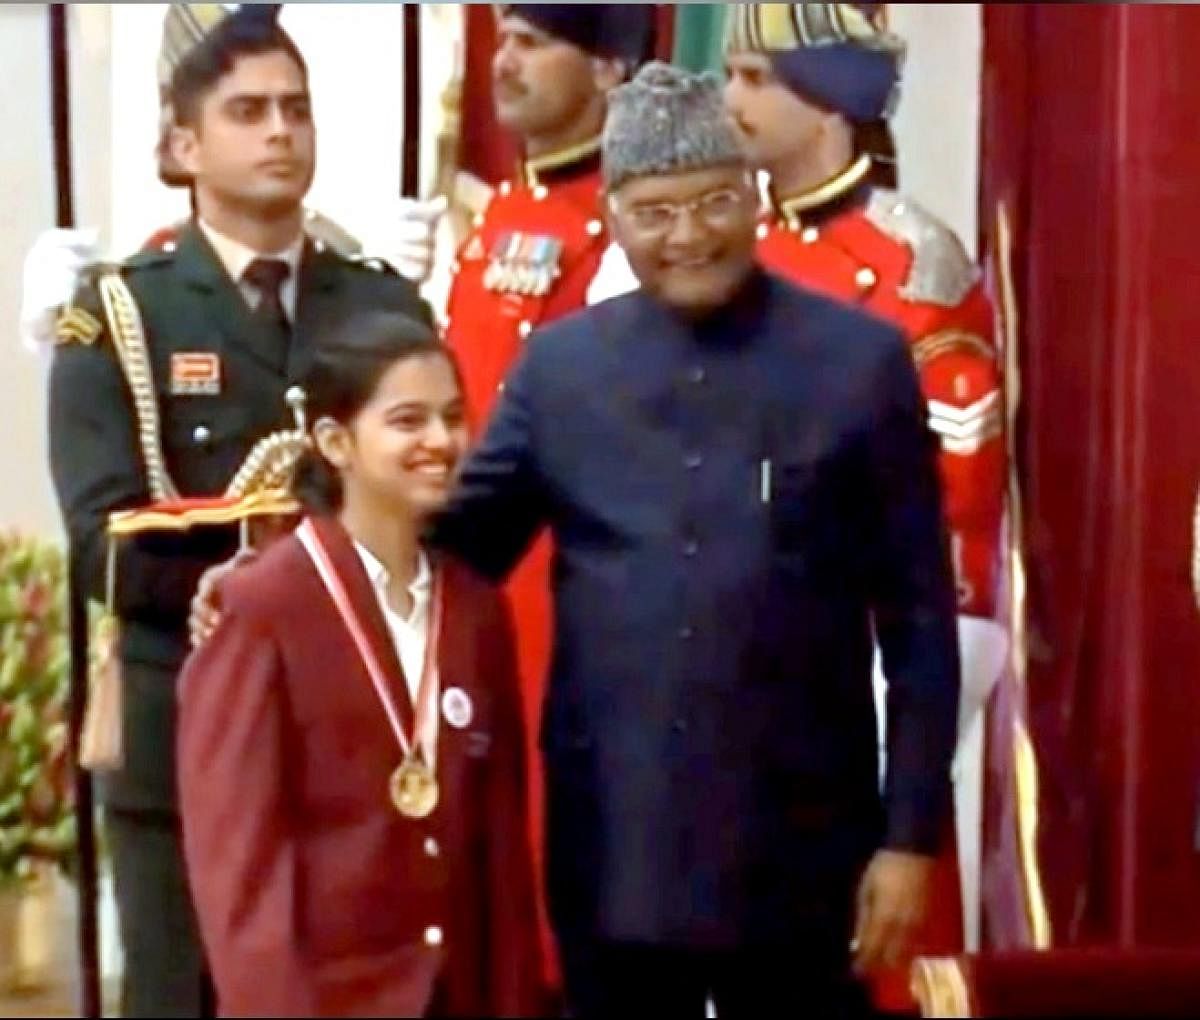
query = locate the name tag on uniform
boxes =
[170,353,221,396]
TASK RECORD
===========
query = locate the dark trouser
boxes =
[106,809,214,1018]
[558,938,873,1019]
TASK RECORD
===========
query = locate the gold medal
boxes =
[297,521,446,824]
[389,756,440,818]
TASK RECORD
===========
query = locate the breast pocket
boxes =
[768,453,849,573]
[770,461,816,545]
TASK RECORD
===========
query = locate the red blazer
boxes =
[177,516,543,1018]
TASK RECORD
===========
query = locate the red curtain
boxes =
[981,4,1200,948]
[459,5,515,185]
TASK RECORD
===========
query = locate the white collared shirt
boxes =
[197,219,304,321]
[354,542,439,753]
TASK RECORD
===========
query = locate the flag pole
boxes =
[50,4,103,1015]
[401,4,422,199]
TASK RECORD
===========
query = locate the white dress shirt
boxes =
[354,542,439,755]
[197,219,304,321]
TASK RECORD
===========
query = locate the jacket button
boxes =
[423,837,440,858]
[684,452,703,470]
[672,718,689,734]
[682,539,699,558]
[424,925,443,947]
[192,425,211,445]
[678,625,694,640]
[801,227,820,244]
[518,320,533,339]
[688,366,706,385]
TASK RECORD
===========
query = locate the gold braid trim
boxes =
[910,957,974,1018]
[911,329,995,370]
[775,154,874,229]
[996,201,1053,948]
[108,489,300,537]
[97,277,308,529]
[1192,484,1200,612]
[225,386,309,500]
[224,430,309,499]
[522,135,602,188]
[98,272,179,503]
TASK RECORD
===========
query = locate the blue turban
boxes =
[726,3,905,123]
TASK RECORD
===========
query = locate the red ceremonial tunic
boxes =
[443,139,608,989]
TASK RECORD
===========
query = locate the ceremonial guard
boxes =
[725,4,1007,1012]
[47,7,428,1015]
[445,5,654,424]
[438,5,655,990]
[726,3,1003,623]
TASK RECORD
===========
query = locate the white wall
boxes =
[890,3,983,256]
[0,4,59,538]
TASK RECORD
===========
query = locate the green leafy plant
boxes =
[0,534,74,886]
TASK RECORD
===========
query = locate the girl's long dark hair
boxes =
[292,310,460,514]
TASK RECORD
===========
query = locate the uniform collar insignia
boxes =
[774,153,874,231]
[522,135,603,189]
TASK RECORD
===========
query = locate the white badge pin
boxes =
[441,687,473,730]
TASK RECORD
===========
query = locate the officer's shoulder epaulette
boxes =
[864,189,980,308]
[55,261,121,347]
[75,258,122,287]
[54,301,104,347]
[57,249,165,347]
[339,251,403,278]
[122,245,176,271]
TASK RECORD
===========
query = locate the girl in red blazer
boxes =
[177,311,542,1018]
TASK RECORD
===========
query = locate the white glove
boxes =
[362,196,448,284]
[19,227,101,351]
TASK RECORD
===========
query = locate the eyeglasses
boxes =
[610,187,748,236]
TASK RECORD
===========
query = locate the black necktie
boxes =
[243,257,292,371]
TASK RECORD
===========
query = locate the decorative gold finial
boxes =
[285,386,307,432]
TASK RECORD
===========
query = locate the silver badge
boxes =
[441,687,474,730]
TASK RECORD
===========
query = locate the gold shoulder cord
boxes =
[97,272,179,503]
[82,276,308,773]
[1191,485,1200,613]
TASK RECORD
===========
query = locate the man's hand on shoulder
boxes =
[189,548,259,648]
[852,848,934,975]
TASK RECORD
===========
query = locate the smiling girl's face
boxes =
[316,350,468,522]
